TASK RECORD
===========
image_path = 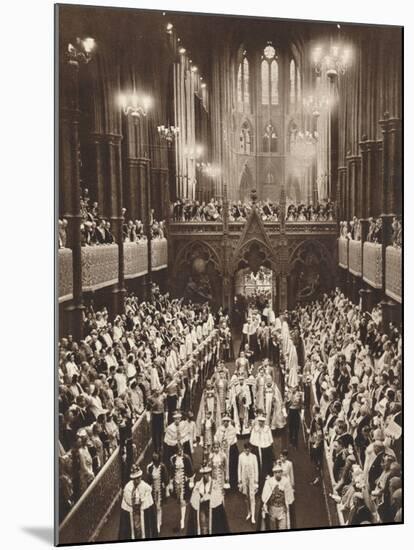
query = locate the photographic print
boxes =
[56,3,403,545]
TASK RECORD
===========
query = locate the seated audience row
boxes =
[58,285,217,521]
[291,289,401,525]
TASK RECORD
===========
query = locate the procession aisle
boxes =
[97,353,328,542]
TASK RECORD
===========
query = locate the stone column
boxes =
[360,218,369,277]
[387,118,402,215]
[337,166,347,221]
[380,213,394,296]
[359,136,374,219]
[60,57,84,339]
[379,113,401,215]
[107,133,126,316]
[89,133,106,214]
[346,155,362,218]
[144,159,153,300]
[127,157,140,221]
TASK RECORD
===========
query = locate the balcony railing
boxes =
[152,238,168,271]
[338,237,402,302]
[348,239,362,276]
[169,220,336,235]
[363,242,383,289]
[58,238,168,301]
[338,237,348,269]
[58,248,73,303]
[124,241,148,279]
[81,244,119,292]
[385,246,402,303]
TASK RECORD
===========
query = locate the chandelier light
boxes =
[291,130,318,162]
[157,124,179,144]
[312,44,352,77]
[303,94,330,117]
[66,37,96,66]
[118,92,152,119]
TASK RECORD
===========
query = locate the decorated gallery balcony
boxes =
[169,219,337,235]
[58,238,168,302]
[337,216,402,303]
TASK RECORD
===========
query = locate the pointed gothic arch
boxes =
[239,162,254,201]
[230,207,281,275]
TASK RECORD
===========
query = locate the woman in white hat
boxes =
[118,465,158,540]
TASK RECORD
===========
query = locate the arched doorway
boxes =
[234,266,274,312]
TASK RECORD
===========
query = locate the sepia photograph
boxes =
[55,3,403,546]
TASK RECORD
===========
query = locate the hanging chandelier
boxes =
[312,44,351,77]
[157,125,179,144]
[118,92,152,119]
[66,37,96,66]
[303,94,330,118]
[291,130,318,162]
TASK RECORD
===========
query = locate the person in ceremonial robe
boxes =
[259,463,294,531]
[197,380,221,431]
[199,409,216,457]
[286,337,299,388]
[285,386,303,448]
[208,441,228,493]
[118,466,158,540]
[170,444,194,530]
[215,415,239,490]
[235,351,250,378]
[146,452,169,532]
[163,411,192,475]
[231,375,253,435]
[187,465,229,536]
[214,368,229,415]
[255,366,266,411]
[264,379,286,430]
[281,316,290,355]
[249,414,274,489]
[238,442,259,524]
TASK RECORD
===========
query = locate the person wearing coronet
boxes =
[118,465,158,540]
[187,465,229,536]
[260,463,294,531]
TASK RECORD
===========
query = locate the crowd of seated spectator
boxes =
[79,189,115,246]
[122,209,166,243]
[366,218,383,244]
[339,218,362,241]
[59,189,166,249]
[286,200,334,222]
[391,216,402,248]
[171,197,335,224]
[292,289,402,525]
[59,218,68,249]
[58,285,217,522]
[229,199,280,222]
[171,198,223,222]
[340,217,384,244]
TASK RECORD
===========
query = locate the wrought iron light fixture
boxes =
[66,37,96,66]
[312,44,351,77]
[157,125,179,144]
[119,92,152,120]
[303,94,330,118]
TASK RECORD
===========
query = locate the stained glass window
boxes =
[271,60,279,105]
